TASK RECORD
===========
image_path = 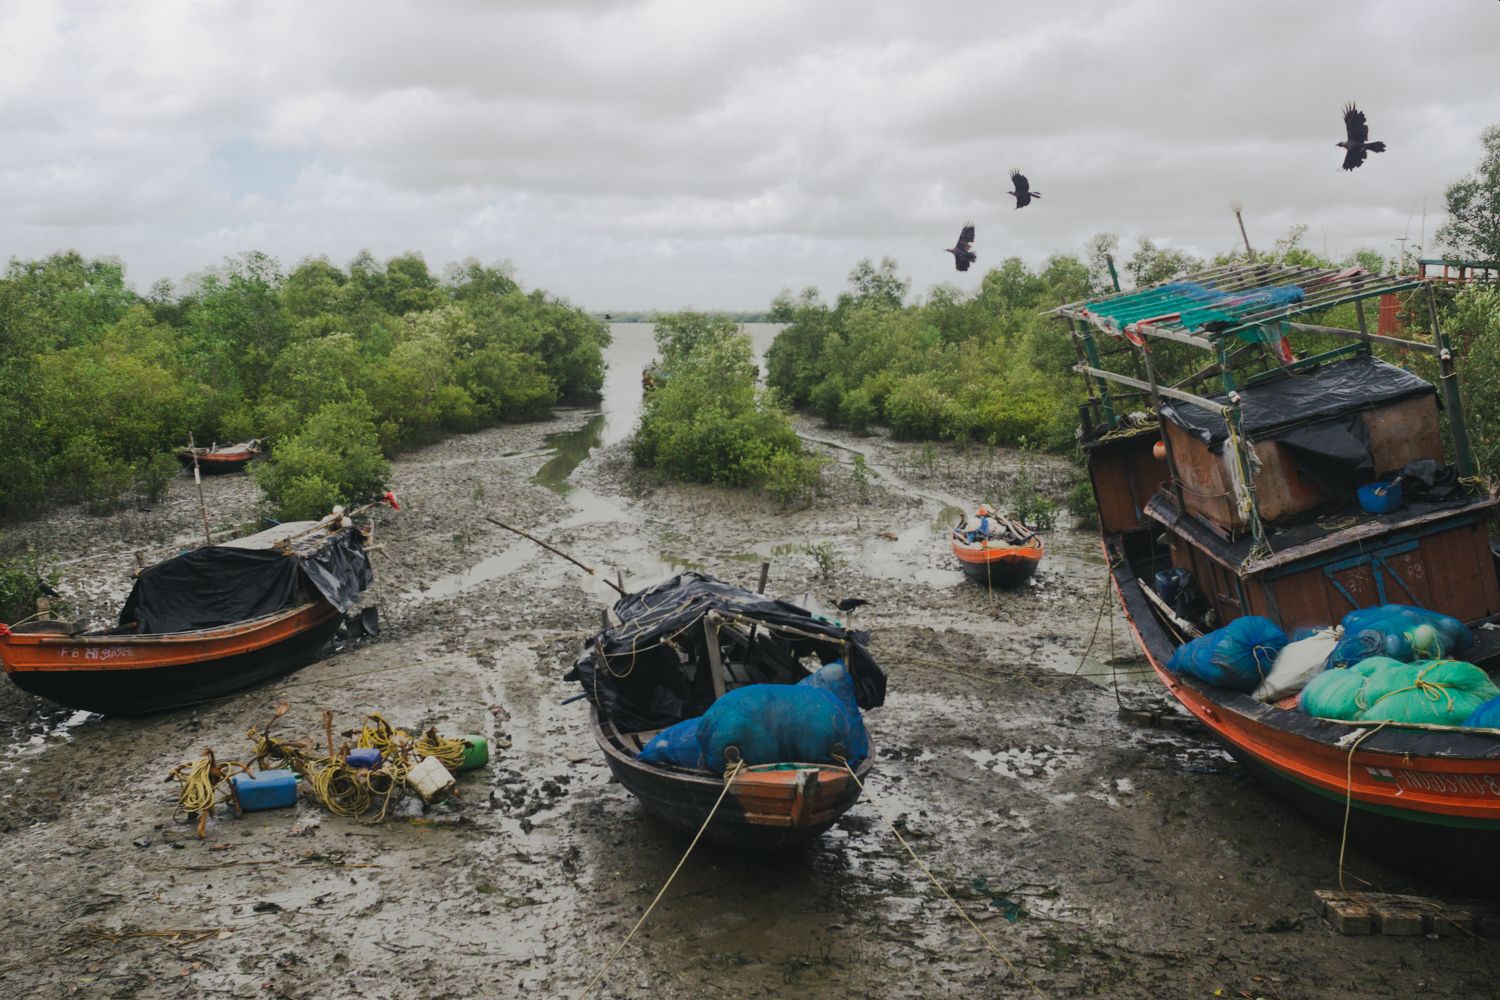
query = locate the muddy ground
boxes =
[0,409,1494,999]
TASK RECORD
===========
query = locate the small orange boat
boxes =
[568,572,886,849]
[176,439,264,475]
[950,509,1044,587]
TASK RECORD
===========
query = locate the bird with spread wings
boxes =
[1008,170,1041,209]
[945,223,976,272]
[1337,103,1386,171]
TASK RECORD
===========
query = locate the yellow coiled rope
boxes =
[167,749,248,838]
[414,727,467,771]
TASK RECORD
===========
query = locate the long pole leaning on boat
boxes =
[484,516,627,596]
[188,431,213,546]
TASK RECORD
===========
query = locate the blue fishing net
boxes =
[1327,604,1472,670]
[637,717,704,769]
[697,660,870,773]
[1167,615,1288,692]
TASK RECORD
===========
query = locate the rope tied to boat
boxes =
[832,755,1048,999]
[1337,720,1395,892]
[573,759,744,1000]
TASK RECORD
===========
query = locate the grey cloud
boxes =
[2,0,1497,309]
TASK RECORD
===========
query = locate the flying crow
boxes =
[1008,170,1041,209]
[946,223,976,271]
[1337,103,1386,171]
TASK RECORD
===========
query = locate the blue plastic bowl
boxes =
[1358,480,1403,515]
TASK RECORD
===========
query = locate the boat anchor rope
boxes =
[573,759,745,1000]
[832,755,1048,999]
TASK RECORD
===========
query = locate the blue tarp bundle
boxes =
[1167,616,1288,692]
[1465,694,1500,729]
[637,661,870,773]
[1326,604,1472,670]
[637,717,705,769]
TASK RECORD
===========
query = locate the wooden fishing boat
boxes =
[594,710,873,850]
[950,510,1044,587]
[0,519,373,715]
[176,439,263,475]
[567,572,887,849]
[1056,263,1500,891]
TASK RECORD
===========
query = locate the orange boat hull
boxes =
[1106,537,1500,890]
[1,601,342,715]
[951,536,1044,587]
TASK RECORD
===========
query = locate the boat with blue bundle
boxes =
[1055,261,1500,892]
[566,571,886,849]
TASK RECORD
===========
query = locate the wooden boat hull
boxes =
[594,712,871,850]
[176,450,256,474]
[952,537,1043,587]
[0,601,342,715]
[1107,537,1500,892]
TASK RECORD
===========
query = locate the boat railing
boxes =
[1052,263,1479,555]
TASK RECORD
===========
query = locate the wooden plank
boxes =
[702,614,728,702]
[1072,364,1228,411]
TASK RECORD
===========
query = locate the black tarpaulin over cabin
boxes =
[566,571,888,733]
[119,522,373,634]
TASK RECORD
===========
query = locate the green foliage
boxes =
[0,249,606,523]
[1003,463,1060,531]
[253,399,391,521]
[1450,284,1500,476]
[800,541,844,582]
[1065,466,1097,523]
[632,312,820,506]
[1438,124,1500,263]
[0,547,67,625]
[850,454,871,503]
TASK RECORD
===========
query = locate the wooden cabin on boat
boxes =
[1053,263,1500,891]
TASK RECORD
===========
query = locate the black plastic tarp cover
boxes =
[1159,355,1434,455]
[119,524,372,634]
[566,571,888,733]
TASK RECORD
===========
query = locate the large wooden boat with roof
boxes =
[1054,262,1500,891]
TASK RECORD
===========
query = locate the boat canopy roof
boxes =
[119,523,371,634]
[567,571,887,733]
[1051,263,1422,344]
[1160,353,1433,451]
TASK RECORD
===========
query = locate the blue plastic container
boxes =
[1358,481,1403,515]
[1154,568,1190,603]
[230,769,299,812]
[346,748,382,770]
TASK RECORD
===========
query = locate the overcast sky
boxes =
[3,1,1498,310]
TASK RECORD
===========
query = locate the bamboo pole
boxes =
[188,432,212,546]
[485,516,627,596]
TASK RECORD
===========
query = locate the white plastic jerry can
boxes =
[409,755,457,804]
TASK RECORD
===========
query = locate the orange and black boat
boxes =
[0,519,373,715]
[950,508,1044,587]
[567,572,885,849]
[1056,262,1500,891]
[176,439,264,475]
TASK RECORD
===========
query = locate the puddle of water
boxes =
[2,709,99,774]
[531,413,604,496]
[412,543,536,600]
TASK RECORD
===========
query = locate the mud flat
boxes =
[0,411,1493,998]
